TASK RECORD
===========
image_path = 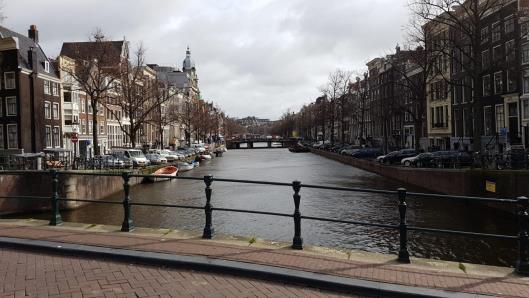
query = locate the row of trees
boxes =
[274,0,513,152]
[62,29,239,154]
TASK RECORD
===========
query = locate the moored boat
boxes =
[177,162,194,172]
[200,154,212,160]
[143,166,178,183]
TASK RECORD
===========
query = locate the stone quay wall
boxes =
[311,149,529,199]
[0,172,142,215]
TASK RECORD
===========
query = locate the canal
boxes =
[31,149,519,266]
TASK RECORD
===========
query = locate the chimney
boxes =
[28,25,38,43]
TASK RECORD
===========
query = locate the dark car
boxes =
[379,149,417,165]
[413,151,450,167]
[431,151,473,168]
[351,148,382,159]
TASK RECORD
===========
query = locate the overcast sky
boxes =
[4,0,410,120]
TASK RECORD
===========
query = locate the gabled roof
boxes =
[0,26,59,78]
[60,40,126,66]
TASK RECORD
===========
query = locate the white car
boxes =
[401,155,417,167]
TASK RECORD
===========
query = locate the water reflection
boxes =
[27,149,519,266]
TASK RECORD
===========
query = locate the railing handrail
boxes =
[0,169,528,275]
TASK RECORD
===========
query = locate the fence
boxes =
[0,169,528,276]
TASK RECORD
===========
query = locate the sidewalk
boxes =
[0,219,528,297]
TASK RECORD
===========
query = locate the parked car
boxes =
[351,148,382,159]
[401,152,431,167]
[145,154,167,165]
[431,151,473,168]
[102,155,124,168]
[112,148,150,167]
[379,149,417,165]
[339,145,361,155]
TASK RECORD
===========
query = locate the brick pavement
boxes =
[0,248,351,298]
[1,221,529,297]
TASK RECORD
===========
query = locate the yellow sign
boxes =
[485,180,496,193]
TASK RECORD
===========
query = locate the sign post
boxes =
[71,132,78,169]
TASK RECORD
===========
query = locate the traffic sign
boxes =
[71,132,79,143]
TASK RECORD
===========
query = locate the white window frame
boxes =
[4,72,15,89]
[505,15,514,34]
[43,80,50,95]
[6,96,16,116]
[481,26,489,44]
[483,74,491,96]
[495,104,505,133]
[44,101,51,119]
[506,39,515,62]
[44,61,50,73]
[483,105,493,136]
[45,125,52,148]
[492,21,501,42]
[523,43,529,64]
[0,124,3,149]
[52,82,59,96]
[494,71,503,94]
[7,124,18,149]
[52,126,60,148]
[52,102,60,120]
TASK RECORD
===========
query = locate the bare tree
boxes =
[409,0,509,150]
[147,83,180,149]
[60,29,120,156]
[320,69,352,145]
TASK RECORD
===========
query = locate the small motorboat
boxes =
[143,166,178,183]
[200,154,212,160]
[177,162,194,172]
[289,144,311,153]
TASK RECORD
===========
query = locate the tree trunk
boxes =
[92,100,100,156]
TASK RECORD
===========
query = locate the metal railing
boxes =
[0,169,528,276]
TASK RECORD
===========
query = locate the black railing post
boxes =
[292,180,303,250]
[121,171,134,232]
[516,196,529,276]
[397,187,410,263]
[49,169,62,226]
[202,175,214,239]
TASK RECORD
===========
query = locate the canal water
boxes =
[23,149,518,266]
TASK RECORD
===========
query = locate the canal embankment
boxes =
[0,172,142,215]
[311,149,529,199]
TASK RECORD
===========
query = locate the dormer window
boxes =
[44,61,50,73]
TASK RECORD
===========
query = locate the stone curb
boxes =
[0,236,490,298]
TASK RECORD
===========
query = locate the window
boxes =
[99,124,104,134]
[80,99,85,113]
[481,26,489,44]
[505,16,514,34]
[52,82,58,96]
[484,106,494,136]
[494,71,503,94]
[52,127,60,147]
[44,80,50,94]
[44,61,50,73]
[88,120,92,133]
[483,75,491,96]
[52,103,59,119]
[493,45,502,62]
[7,124,17,148]
[4,72,15,89]
[523,43,529,64]
[45,126,52,148]
[492,22,501,42]
[6,97,16,116]
[507,70,516,92]
[523,99,529,120]
[524,70,529,94]
[482,50,489,69]
[0,125,3,149]
[81,120,86,134]
[44,101,51,119]
[506,40,515,62]
[496,104,505,133]
[522,22,529,39]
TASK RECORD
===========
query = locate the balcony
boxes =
[63,102,79,113]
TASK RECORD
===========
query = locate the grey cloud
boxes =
[4,0,409,119]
